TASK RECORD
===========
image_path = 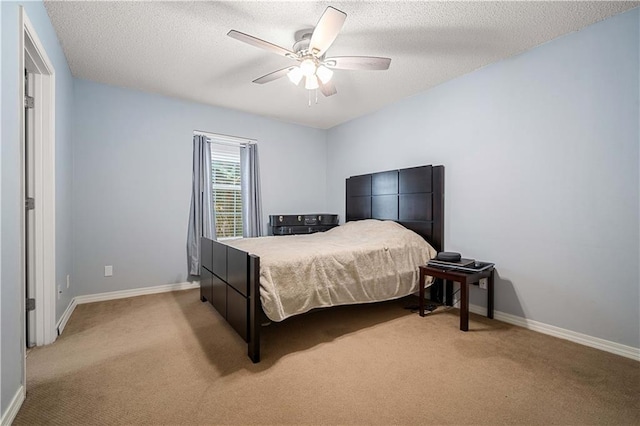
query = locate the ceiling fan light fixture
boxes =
[316,65,333,84]
[287,67,303,85]
[300,58,317,77]
[305,75,319,90]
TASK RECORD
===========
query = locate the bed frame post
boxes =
[431,165,445,302]
[248,254,261,363]
[432,165,445,252]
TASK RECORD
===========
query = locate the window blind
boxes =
[211,142,242,239]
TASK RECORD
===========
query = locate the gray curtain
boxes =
[187,135,215,276]
[240,143,263,237]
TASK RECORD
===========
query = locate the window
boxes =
[211,142,242,239]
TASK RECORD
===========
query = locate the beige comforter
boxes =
[225,219,437,322]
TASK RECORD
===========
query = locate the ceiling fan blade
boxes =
[252,67,293,84]
[319,80,337,97]
[228,30,296,58]
[309,7,346,57]
[324,56,391,71]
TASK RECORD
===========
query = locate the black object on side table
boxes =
[418,262,495,331]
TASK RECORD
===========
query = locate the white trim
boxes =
[468,303,640,361]
[18,4,27,395]
[74,282,200,305]
[56,297,78,335]
[0,385,25,426]
[20,7,57,349]
[194,130,257,145]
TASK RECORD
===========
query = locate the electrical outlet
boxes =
[57,285,62,300]
[66,274,70,289]
[104,265,113,277]
[479,278,488,290]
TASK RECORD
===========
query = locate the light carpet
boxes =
[15,289,639,425]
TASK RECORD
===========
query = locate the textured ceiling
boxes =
[44,1,638,129]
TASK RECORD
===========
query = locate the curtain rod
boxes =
[193,130,257,145]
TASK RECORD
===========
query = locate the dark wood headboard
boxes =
[345,165,444,252]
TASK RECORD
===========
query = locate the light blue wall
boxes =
[0,3,24,414]
[72,79,327,296]
[1,0,74,417]
[327,8,640,348]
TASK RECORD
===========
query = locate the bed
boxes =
[199,164,444,363]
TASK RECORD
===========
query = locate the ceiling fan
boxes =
[227,6,391,98]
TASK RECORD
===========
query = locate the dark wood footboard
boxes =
[200,237,261,363]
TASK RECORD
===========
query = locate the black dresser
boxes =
[268,214,339,235]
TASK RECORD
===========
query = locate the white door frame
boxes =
[19,7,57,356]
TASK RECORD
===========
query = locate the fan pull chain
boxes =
[307,89,320,107]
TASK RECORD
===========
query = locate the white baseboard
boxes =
[1,385,25,426]
[57,297,77,335]
[468,303,640,361]
[74,281,199,305]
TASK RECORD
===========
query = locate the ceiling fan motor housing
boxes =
[292,31,313,56]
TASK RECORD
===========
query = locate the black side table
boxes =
[418,264,495,331]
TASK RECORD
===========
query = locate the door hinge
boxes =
[24,95,34,109]
[26,298,36,311]
[25,197,35,210]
